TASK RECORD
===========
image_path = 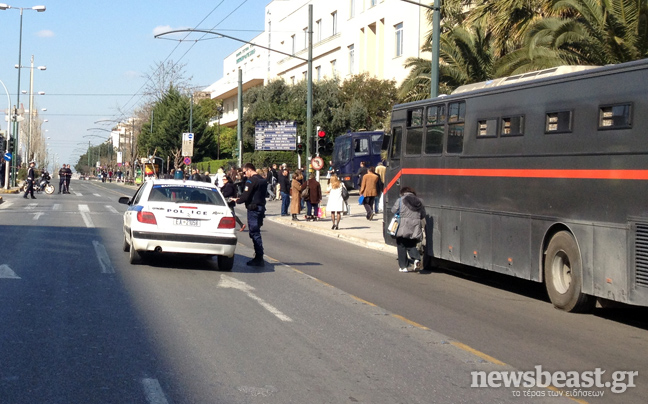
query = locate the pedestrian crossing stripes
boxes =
[0,202,122,214]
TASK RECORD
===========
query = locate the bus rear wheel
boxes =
[544,231,595,313]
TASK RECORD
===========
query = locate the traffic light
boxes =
[296,143,304,154]
[317,130,326,138]
[8,137,14,152]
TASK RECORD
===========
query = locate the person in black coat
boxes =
[220,176,245,231]
[23,161,36,199]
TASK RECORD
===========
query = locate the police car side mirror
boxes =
[118,196,131,205]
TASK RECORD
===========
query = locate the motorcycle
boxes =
[21,173,55,195]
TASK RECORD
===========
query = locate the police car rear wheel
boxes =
[217,255,234,271]
[122,233,130,252]
[129,235,143,264]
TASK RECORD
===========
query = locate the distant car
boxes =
[118,179,237,270]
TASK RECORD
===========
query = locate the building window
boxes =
[316,66,321,81]
[348,44,355,74]
[395,23,403,57]
[291,35,296,54]
[350,0,355,18]
[303,27,308,50]
[331,59,337,76]
[290,76,295,85]
[332,11,338,35]
[370,0,377,7]
[303,71,307,80]
[599,103,632,130]
[316,19,322,42]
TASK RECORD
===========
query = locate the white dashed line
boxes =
[92,240,115,274]
[218,275,293,322]
[78,204,95,228]
[104,205,119,214]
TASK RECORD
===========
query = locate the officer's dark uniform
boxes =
[23,162,36,199]
[58,166,66,193]
[237,172,267,266]
[63,165,72,193]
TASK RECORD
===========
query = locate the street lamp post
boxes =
[1,78,12,189]
[399,0,440,98]
[20,55,47,163]
[0,3,46,186]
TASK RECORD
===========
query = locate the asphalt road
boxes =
[0,179,646,403]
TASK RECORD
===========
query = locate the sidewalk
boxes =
[263,191,397,255]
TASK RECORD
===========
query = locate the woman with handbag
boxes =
[391,186,426,272]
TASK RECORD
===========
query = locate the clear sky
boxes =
[0,0,269,170]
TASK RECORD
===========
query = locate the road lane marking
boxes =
[52,204,61,210]
[0,264,20,279]
[25,203,37,210]
[218,275,293,322]
[104,205,118,214]
[78,204,95,228]
[33,212,44,220]
[74,192,82,196]
[92,240,115,274]
[0,202,13,210]
[141,378,169,404]
[93,193,101,197]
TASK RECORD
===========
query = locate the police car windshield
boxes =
[149,185,226,206]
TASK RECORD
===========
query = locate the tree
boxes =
[142,60,194,102]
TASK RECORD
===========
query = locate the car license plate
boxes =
[174,218,200,227]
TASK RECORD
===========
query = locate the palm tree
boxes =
[495,0,648,75]
[399,22,493,102]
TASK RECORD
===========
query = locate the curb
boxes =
[266,215,397,255]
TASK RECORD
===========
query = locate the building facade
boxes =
[206,0,430,127]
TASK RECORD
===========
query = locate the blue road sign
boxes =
[4,152,11,162]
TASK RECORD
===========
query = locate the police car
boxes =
[118,179,237,270]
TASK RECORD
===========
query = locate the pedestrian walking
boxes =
[290,170,305,220]
[359,166,379,220]
[391,186,426,273]
[304,173,322,221]
[235,163,267,267]
[220,176,246,231]
[23,161,36,199]
[326,175,345,230]
[278,167,291,216]
[375,161,386,213]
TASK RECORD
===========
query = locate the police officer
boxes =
[23,161,36,199]
[64,164,72,193]
[58,164,66,194]
[236,163,267,267]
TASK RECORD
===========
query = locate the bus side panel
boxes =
[492,215,532,279]
[438,209,461,262]
[593,225,629,302]
[459,211,493,271]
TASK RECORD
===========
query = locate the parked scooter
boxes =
[21,171,55,194]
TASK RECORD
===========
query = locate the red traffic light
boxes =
[318,130,326,138]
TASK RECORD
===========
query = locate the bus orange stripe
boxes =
[401,168,648,180]
[384,168,648,192]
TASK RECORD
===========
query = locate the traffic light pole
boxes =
[1,78,11,189]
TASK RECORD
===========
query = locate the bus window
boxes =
[390,127,402,167]
[502,116,525,136]
[449,101,466,123]
[405,128,423,155]
[354,138,370,156]
[477,119,498,137]
[372,134,382,155]
[599,104,632,130]
[425,125,444,154]
[447,124,465,153]
[545,111,572,133]
[334,136,352,164]
[408,108,424,127]
[427,105,446,125]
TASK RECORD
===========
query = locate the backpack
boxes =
[341,185,349,201]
